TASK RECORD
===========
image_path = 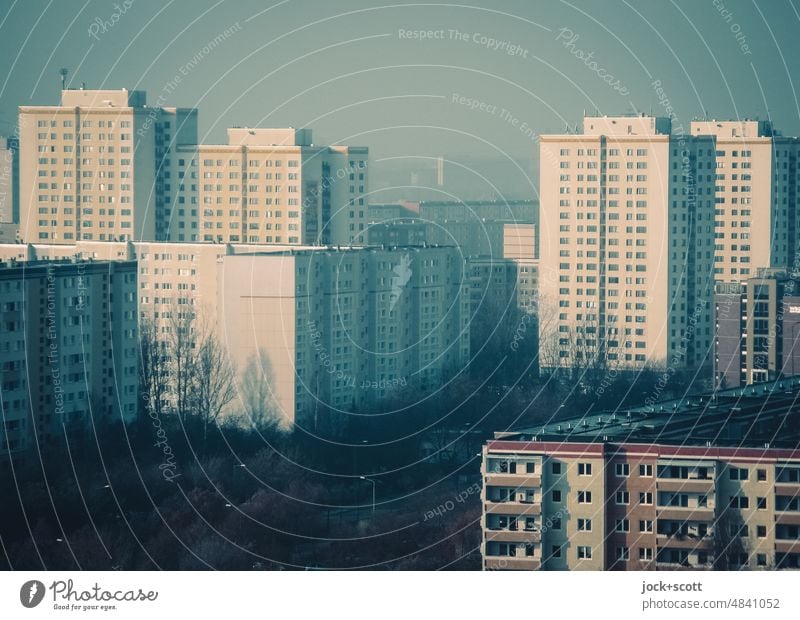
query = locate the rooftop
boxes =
[494,377,800,449]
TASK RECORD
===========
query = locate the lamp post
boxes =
[359,476,376,514]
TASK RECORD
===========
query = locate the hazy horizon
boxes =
[2,0,798,199]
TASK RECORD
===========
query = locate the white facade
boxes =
[540,115,799,372]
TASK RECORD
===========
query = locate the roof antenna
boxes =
[59,68,68,91]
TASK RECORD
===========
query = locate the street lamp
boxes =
[359,476,376,514]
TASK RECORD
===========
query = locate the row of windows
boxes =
[37,120,132,128]
[200,159,300,167]
[559,148,649,157]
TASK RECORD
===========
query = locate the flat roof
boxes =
[492,377,800,449]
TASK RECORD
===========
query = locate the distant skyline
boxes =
[1,0,798,199]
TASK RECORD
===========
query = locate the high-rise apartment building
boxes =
[714,271,800,388]
[690,120,797,281]
[219,245,471,426]
[19,88,198,243]
[166,128,369,245]
[0,240,281,343]
[0,241,470,428]
[503,223,538,314]
[540,114,799,372]
[541,115,705,370]
[18,90,368,247]
[0,136,19,224]
[0,258,138,467]
[480,379,800,570]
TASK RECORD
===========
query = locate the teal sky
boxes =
[1,0,798,166]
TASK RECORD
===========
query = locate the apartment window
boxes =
[616,547,629,561]
[757,525,767,538]
[551,462,562,475]
[639,547,653,561]
[615,463,630,477]
[524,544,535,557]
[578,463,592,476]
[730,496,750,509]
[639,492,653,506]
[757,469,767,482]
[729,467,749,481]
[551,545,562,559]
[757,554,768,567]
[551,518,562,531]
[639,464,653,477]
[615,491,630,505]
[551,490,562,502]
[757,497,767,510]
[615,519,630,533]
[639,519,653,533]
[577,546,592,560]
[577,518,592,532]
[577,491,592,504]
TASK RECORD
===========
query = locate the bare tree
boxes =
[138,316,169,421]
[713,506,749,570]
[193,327,236,450]
[168,311,198,424]
[543,308,626,394]
[238,349,285,432]
[535,292,566,373]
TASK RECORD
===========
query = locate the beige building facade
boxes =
[482,440,800,571]
[18,90,368,248]
[19,89,197,243]
[167,128,368,245]
[540,115,798,372]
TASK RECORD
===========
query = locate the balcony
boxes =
[655,560,712,571]
[656,533,713,551]
[775,511,800,526]
[485,502,541,516]
[484,557,540,570]
[776,540,800,554]
[484,473,541,487]
[657,507,714,522]
[657,479,714,493]
[775,482,800,497]
[485,530,541,544]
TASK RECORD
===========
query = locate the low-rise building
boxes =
[481,379,800,570]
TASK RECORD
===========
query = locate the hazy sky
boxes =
[1,0,798,171]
